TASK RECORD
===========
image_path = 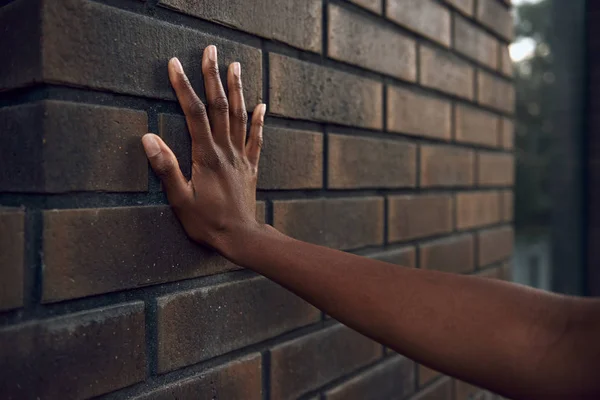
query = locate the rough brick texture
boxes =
[1,0,514,397]
[157,277,319,372]
[328,134,416,189]
[270,324,382,400]
[0,303,146,399]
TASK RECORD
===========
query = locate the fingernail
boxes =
[260,103,267,117]
[207,45,217,62]
[170,57,183,74]
[142,134,161,157]
[232,62,241,77]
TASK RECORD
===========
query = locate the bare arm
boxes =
[142,46,600,400]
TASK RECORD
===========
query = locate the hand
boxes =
[141,45,266,257]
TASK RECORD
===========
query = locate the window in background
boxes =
[512,0,586,294]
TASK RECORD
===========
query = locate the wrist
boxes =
[214,221,276,265]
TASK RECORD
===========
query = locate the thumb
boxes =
[142,134,189,205]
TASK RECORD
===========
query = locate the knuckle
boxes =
[209,96,229,115]
[205,62,219,77]
[252,118,265,129]
[188,100,208,120]
[230,107,248,125]
[154,158,174,178]
[231,78,243,92]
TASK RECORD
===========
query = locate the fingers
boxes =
[246,104,266,169]
[168,58,213,151]
[142,134,191,207]
[227,62,248,152]
[202,45,231,149]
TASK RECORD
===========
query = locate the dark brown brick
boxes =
[445,0,474,16]
[501,190,513,222]
[256,201,267,223]
[420,46,475,100]
[328,4,416,80]
[478,226,513,267]
[420,145,475,187]
[10,0,261,106]
[456,191,501,229]
[259,127,323,190]
[419,365,440,386]
[43,206,234,302]
[0,0,42,91]
[269,53,383,129]
[387,86,452,140]
[420,234,475,274]
[386,0,451,46]
[478,71,515,113]
[501,118,514,149]
[371,246,416,267]
[388,195,453,242]
[270,324,382,400]
[134,354,262,400]
[273,197,384,250]
[159,0,321,52]
[478,152,514,186]
[0,208,25,311]
[477,265,510,280]
[411,376,453,400]
[476,0,513,41]
[0,303,145,399]
[454,15,498,69]
[455,104,501,147]
[328,134,416,189]
[349,0,382,14]
[0,101,147,193]
[500,44,513,77]
[157,277,318,373]
[325,356,415,400]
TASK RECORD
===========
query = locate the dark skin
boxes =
[142,45,600,400]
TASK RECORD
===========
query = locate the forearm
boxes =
[224,224,598,400]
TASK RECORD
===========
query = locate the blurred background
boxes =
[511,0,587,295]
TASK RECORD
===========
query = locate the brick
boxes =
[500,44,513,77]
[420,145,475,187]
[456,191,501,229]
[0,101,147,193]
[159,0,321,52]
[5,0,262,106]
[501,190,513,222]
[454,15,498,69]
[0,0,42,90]
[328,4,416,80]
[43,206,234,302]
[325,356,415,400]
[269,54,382,129]
[0,303,145,399]
[501,118,514,149]
[157,277,318,372]
[270,324,382,400]
[273,197,384,250]
[477,265,508,280]
[412,377,453,400]
[256,201,267,223]
[387,86,452,140]
[445,0,474,16]
[420,46,475,99]
[388,195,453,242]
[478,71,515,113]
[260,127,323,189]
[478,226,513,266]
[455,105,501,147]
[134,354,262,400]
[328,134,416,189]
[371,246,416,267]
[478,152,514,186]
[455,380,481,400]
[419,365,440,386]
[0,208,25,311]
[348,0,382,14]
[476,0,513,41]
[386,0,451,47]
[420,234,475,274]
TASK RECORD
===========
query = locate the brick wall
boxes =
[0,0,514,398]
